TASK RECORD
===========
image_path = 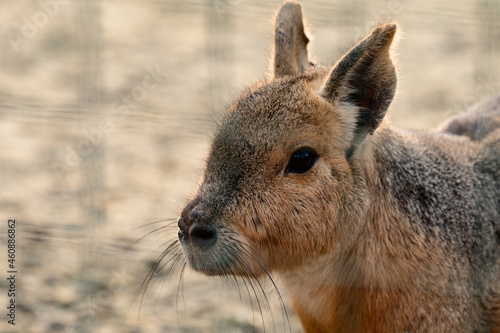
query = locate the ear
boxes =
[322,23,398,158]
[273,1,310,78]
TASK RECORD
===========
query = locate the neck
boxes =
[349,126,452,290]
[280,126,449,332]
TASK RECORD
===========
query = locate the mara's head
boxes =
[178,1,398,277]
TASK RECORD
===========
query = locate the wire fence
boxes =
[0,0,499,332]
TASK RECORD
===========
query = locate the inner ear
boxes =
[322,23,398,158]
[273,1,310,78]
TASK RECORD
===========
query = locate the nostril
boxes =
[189,209,202,221]
[177,218,188,239]
[189,225,218,248]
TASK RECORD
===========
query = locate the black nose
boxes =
[189,225,218,248]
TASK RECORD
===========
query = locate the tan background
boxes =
[0,0,499,332]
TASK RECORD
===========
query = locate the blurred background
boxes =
[0,0,499,332]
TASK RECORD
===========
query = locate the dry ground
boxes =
[0,0,499,332]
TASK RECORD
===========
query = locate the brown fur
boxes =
[176,1,500,331]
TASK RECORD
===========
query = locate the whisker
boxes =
[127,226,172,254]
[226,233,291,333]
[227,241,271,332]
[220,247,244,298]
[242,245,291,333]
[240,276,258,331]
[176,262,187,328]
[153,252,184,307]
[122,218,178,259]
[157,252,184,281]
[139,238,179,265]
[136,218,178,230]
[135,225,290,332]
[137,239,183,316]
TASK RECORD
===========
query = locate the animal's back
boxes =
[439,93,500,143]
[419,96,500,330]
[438,93,500,235]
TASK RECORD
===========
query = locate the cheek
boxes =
[230,181,341,269]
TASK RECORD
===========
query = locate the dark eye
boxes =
[287,147,318,174]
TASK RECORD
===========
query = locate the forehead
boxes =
[216,78,328,148]
[203,74,338,191]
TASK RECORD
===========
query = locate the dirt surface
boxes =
[0,0,499,332]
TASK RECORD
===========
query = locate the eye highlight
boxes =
[286,147,319,174]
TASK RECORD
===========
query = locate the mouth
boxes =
[178,226,226,275]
